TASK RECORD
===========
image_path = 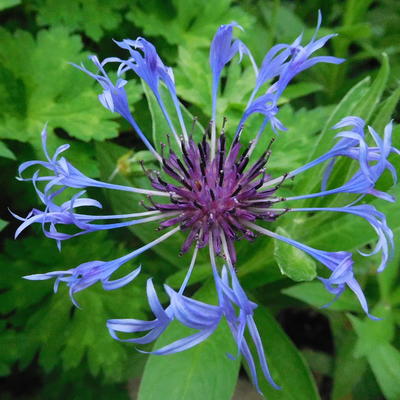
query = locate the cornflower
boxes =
[15,13,398,393]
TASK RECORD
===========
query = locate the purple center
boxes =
[145,127,287,263]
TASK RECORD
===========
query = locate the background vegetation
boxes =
[1,0,399,399]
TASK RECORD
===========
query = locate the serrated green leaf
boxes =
[138,282,240,400]
[41,369,131,400]
[274,227,316,282]
[128,0,254,49]
[244,307,320,400]
[1,232,148,381]
[175,46,211,114]
[0,27,119,144]
[282,282,360,312]
[33,0,128,41]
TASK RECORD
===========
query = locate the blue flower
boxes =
[15,15,398,394]
[72,55,160,160]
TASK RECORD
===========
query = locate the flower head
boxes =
[15,15,398,394]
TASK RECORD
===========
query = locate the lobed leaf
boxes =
[0,27,119,144]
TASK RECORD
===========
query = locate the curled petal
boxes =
[73,56,159,158]
[108,280,222,349]
[113,37,188,142]
[23,227,179,304]
[212,264,280,390]
[246,221,375,317]
[283,120,398,202]
[287,204,394,272]
[210,23,255,119]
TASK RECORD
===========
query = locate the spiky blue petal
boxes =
[72,56,159,158]
[23,227,179,305]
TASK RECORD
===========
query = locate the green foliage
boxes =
[0,27,119,144]
[367,343,400,400]
[33,0,129,41]
[0,233,149,383]
[1,1,400,399]
[330,326,367,400]
[128,0,254,48]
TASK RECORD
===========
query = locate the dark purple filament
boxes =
[144,124,287,264]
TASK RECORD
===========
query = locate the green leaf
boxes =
[138,282,240,400]
[279,82,323,104]
[274,227,316,282]
[236,104,334,178]
[353,53,390,122]
[336,23,372,41]
[0,27,119,144]
[0,140,15,159]
[348,304,395,358]
[244,307,320,400]
[366,343,400,400]
[260,5,306,43]
[0,233,148,381]
[331,329,367,400]
[33,0,128,41]
[166,263,210,289]
[282,282,360,312]
[0,218,8,232]
[175,46,211,114]
[0,0,20,11]
[372,85,400,132]
[378,235,400,301]
[128,0,254,49]
[0,325,18,376]
[301,349,333,376]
